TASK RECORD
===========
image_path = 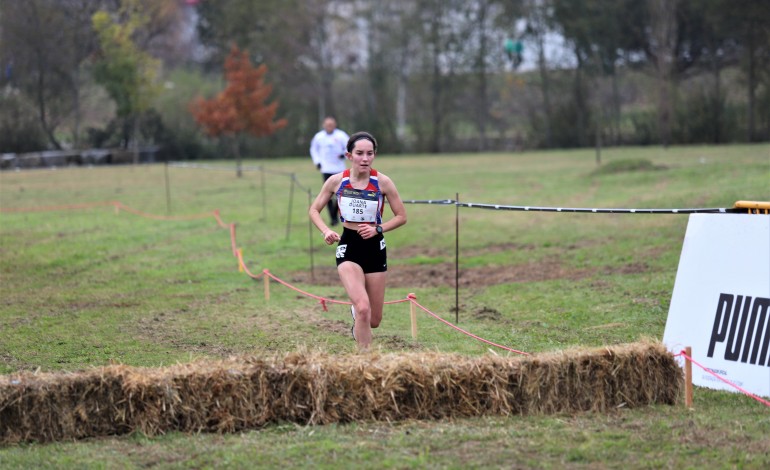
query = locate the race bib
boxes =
[339,188,379,222]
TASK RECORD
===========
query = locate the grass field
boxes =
[1,144,769,468]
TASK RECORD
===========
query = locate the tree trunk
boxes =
[316,10,335,122]
[321,68,335,120]
[476,0,489,151]
[35,53,62,150]
[132,115,140,165]
[429,12,442,154]
[27,0,61,150]
[712,54,722,144]
[536,31,553,148]
[574,48,586,147]
[430,57,441,153]
[73,73,81,148]
[594,63,604,165]
[648,0,678,148]
[611,70,621,145]
[37,90,61,149]
[317,94,325,127]
[595,121,602,165]
[396,68,407,143]
[395,5,412,147]
[71,8,85,150]
[746,19,756,142]
[660,79,673,147]
[231,136,242,178]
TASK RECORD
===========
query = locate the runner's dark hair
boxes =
[347,132,377,153]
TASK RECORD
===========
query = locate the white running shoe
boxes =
[350,305,356,340]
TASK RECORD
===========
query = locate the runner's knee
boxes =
[354,302,371,322]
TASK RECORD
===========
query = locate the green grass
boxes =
[1,144,769,467]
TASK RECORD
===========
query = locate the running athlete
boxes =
[309,131,407,350]
[309,116,349,226]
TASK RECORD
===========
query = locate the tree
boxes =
[470,0,496,150]
[646,0,678,146]
[723,0,770,142]
[355,1,407,149]
[0,0,103,150]
[551,0,647,152]
[642,0,714,146]
[410,0,471,153]
[690,0,739,144]
[128,0,191,66]
[190,45,287,177]
[61,0,107,148]
[552,0,592,148]
[91,0,161,163]
[520,0,555,148]
[195,0,343,155]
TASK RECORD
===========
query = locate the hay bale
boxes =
[0,342,682,444]
[0,368,130,442]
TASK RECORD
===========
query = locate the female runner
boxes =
[309,131,407,350]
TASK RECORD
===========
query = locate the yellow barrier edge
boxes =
[734,201,770,210]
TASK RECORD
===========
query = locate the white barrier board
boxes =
[663,214,770,397]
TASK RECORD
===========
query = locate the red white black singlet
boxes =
[336,169,384,224]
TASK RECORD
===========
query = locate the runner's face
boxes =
[348,140,375,171]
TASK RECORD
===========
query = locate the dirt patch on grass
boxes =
[301,309,350,336]
[391,245,451,260]
[379,334,422,350]
[603,262,650,275]
[0,352,35,372]
[291,257,595,289]
[393,242,536,260]
[292,304,422,350]
[591,158,668,175]
[585,322,626,330]
[130,288,257,358]
[293,240,660,289]
[133,313,240,357]
[473,306,503,321]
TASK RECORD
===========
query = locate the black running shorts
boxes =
[335,228,387,273]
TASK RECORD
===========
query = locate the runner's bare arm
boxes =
[379,174,407,233]
[309,174,342,245]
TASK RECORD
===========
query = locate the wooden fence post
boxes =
[685,346,693,408]
[263,270,270,302]
[409,293,417,339]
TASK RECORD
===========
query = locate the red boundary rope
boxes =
[408,294,530,356]
[676,350,770,408]
[255,268,528,355]
[0,201,217,221]
[1,201,534,356]
[0,201,115,213]
[10,200,770,395]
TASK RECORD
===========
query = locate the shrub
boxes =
[0,91,47,152]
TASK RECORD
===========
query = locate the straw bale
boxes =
[0,342,682,444]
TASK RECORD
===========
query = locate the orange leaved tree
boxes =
[190,45,287,176]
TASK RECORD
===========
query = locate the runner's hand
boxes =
[323,229,340,245]
[357,224,376,239]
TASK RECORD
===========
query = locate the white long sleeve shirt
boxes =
[309,128,349,174]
